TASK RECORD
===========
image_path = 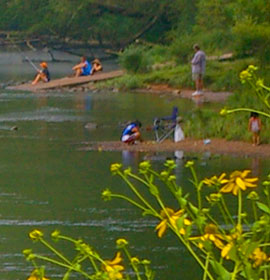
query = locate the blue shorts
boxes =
[81,68,91,76]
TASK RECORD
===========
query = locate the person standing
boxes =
[191,44,206,96]
[248,112,262,146]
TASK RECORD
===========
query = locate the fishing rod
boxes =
[8,36,40,72]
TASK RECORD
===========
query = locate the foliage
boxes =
[24,230,154,280]
[103,160,270,280]
[119,45,153,74]
[221,65,270,119]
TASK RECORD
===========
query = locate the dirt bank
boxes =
[82,138,270,158]
[135,84,232,103]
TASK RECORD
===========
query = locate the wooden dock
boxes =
[8,70,124,92]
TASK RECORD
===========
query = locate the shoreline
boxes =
[81,138,270,158]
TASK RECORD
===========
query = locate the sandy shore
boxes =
[135,84,232,103]
[81,138,270,158]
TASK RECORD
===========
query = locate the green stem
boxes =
[35,255,93,279]
[231,263,239,280]
[203,253,211,280]
[237,190,242,227]
[40,239,72,265]
[88,256,99,273]
[220,196,235,226]
[217,202,229,226]
[252,201,258,221]
[123,247,142,280]
[111,193,149,212]
[119,173,160,217]
[227,108,270,119]
[157,199,215,280]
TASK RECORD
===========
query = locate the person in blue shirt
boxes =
[121,120,142,144]
[72,56,92,77]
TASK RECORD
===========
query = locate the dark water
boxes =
[0,55,269,279]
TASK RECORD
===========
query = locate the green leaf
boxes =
[256,202,270,214]
[209,260,231,280]
[149,184,159,196]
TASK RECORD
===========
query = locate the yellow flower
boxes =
[131,257,140,264]
[27,269,49,280]
[203,173,226,187]
[220,108,228,116]
[116,238,128,247]
[185,161,194,168]
[250,248,267,267]
[200,224,224,249]
[104,252,124,280]
[247,65,258,72]
[220,170,258,196]
[29,230,43,241]
[110,163,122,175]
[155,208,191,238]
[239,70,252,82]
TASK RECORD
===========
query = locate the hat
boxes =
[92,58,101,65]
[40,62,48,68]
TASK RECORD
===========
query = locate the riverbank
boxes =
[82,138,270,158]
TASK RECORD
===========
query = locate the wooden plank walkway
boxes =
[8,70,124,92]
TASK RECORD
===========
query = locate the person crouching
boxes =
[121,120,142,144]
[32,62,50,85]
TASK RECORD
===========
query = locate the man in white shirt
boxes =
[191,44,206,96]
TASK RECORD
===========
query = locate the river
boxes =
[0,51,269,279]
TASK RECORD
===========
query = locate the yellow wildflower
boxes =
[110,163,122,174]
[247,65,258,72]
[203,173,226,187]
[131,257,140,264]
[220,108,228,116]
[200,224,224,249]
[116,238,128,247]
[104,252,124,280]
[155,208,191,238]
[250,248,267,267]
[239,70,252,82]
[27,269,49,280]
[29,230,43,241]
[220,170,258,196]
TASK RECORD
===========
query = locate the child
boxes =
[91,58,103,75]
[121,120,142,144]
[248,112,262,145]
[32,62,50,85]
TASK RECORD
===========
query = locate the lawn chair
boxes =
[153,106,178,143]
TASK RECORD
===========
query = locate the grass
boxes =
[97,48,270,143]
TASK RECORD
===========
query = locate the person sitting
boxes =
[91,58,103,75]
[121,120,142,144]
[32,62,50,85]
[72,56,92,77]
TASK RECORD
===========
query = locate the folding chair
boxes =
[153,106,178,143]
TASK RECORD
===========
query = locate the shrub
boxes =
[119,45,153,74]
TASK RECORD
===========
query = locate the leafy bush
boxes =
[119,45,153,74]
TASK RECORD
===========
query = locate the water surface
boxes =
[0,56,269,279]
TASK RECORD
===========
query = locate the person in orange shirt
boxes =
[32,62,50,85]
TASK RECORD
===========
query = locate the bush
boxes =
[119,45,153,74]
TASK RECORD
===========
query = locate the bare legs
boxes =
[252,132,260,146]
[32,73,47,85]
[195,75,203,92]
